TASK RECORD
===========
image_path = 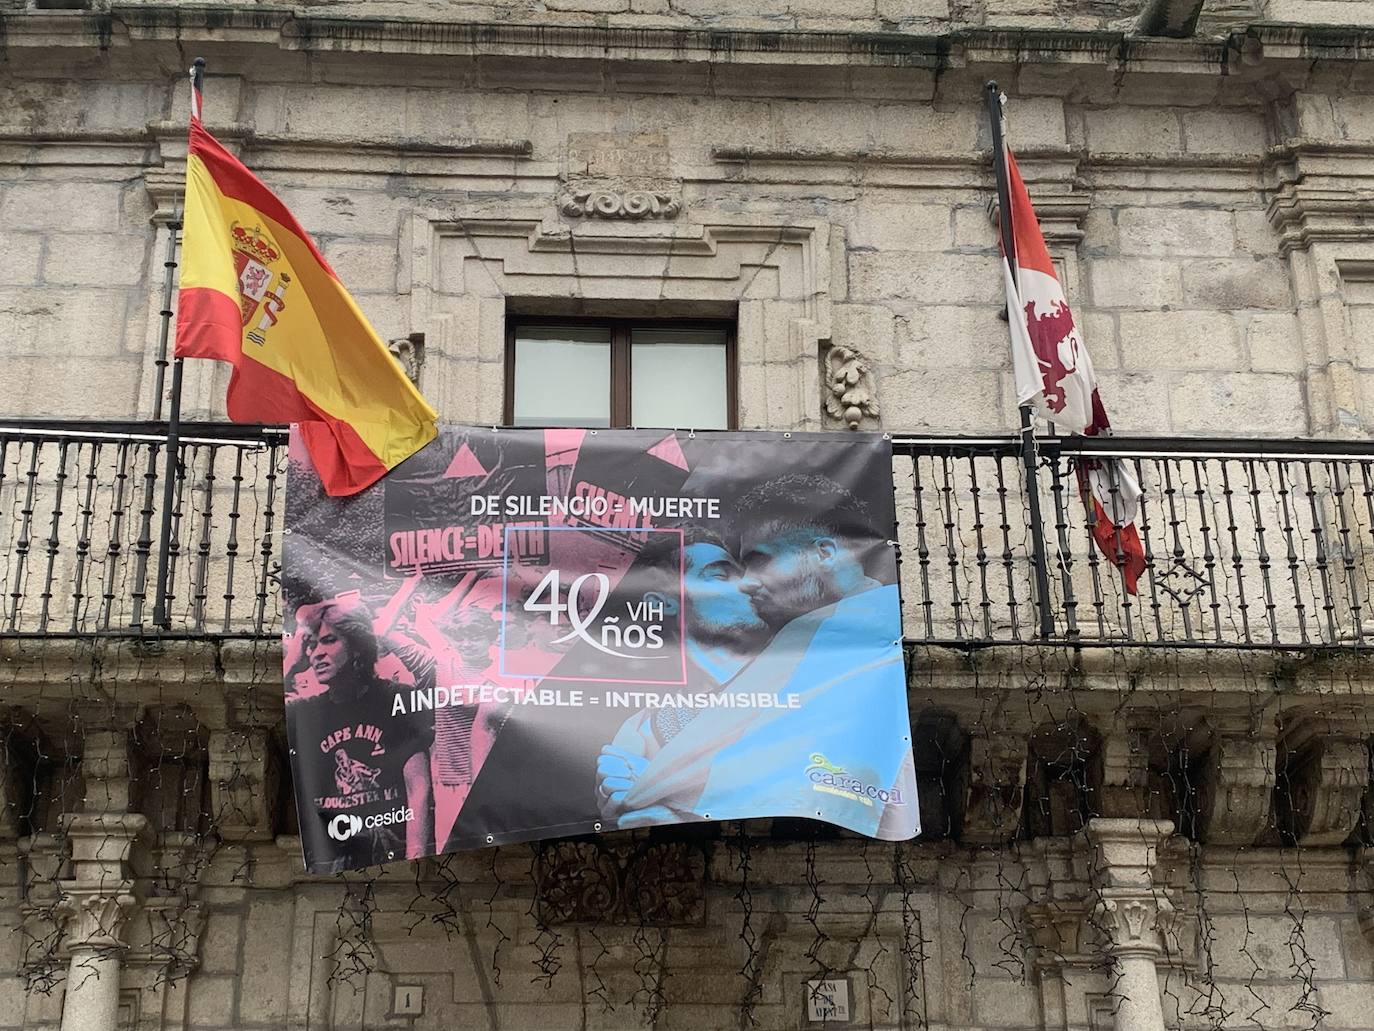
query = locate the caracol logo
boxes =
[805,753,905,808]
[327,807,413,842]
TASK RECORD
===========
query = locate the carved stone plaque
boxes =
[560,132,682,220]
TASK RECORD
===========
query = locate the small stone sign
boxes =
[804,978,851,1023]
[560,132,682,220]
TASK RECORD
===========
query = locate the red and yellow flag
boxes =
[175,112,437,496]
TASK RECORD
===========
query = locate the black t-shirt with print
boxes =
[288,660,435,872]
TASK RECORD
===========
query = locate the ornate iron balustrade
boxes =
[0,421,285,637]
[2,421,1373,648]
[894,433,1374,648]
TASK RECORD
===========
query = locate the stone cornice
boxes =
[2,9,1373,74]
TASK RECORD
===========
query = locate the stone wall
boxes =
[0,641,1370,1030]
[2,4,1374,1031]
[1,12,1373,440]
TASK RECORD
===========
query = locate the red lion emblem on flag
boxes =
[1023,299,1079,415]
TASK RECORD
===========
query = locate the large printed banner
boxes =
[283,426,918,873]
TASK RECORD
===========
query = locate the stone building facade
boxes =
[2,1,1374,1029]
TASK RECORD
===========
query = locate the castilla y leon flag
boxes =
[175,75,437,496]
[998,140,1146,594]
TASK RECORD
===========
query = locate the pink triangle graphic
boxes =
[647,433,689,471]
[444,443,489,479]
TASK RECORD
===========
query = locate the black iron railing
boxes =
[3,421,1373,649]
[894,434,1374,648]
[0,422,285,637]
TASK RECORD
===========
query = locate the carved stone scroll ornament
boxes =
[1277,721,1370,847]
[1194,734,1276,846]
[536,838,706,925]
[959,733,1027,846]
[388,332,425,385]
[559,186,681,220]
[822,343,880,430]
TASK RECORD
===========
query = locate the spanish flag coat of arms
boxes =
[176,106,437,496]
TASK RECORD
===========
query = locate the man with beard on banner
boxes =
[595,526,773,826]
[610,474,919,839]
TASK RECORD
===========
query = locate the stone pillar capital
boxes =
[55,890,137,953]
[1095,889,1177,960]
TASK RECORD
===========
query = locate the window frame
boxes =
[504,316,738,430]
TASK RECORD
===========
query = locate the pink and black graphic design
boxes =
[284,427,918,874]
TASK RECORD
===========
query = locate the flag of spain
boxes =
[176,116,437,496]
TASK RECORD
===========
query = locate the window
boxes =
[506,319,735,429]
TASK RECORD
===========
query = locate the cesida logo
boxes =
[327,807,413,842]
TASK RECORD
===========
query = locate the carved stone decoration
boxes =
[56,892,137,953]
[1194,734,1277,846]
[1277,721,1370,846]
[1083,819,1177,1031]
[125,898,207,977]
[387,332,425,385]
[558,132,683,221]
[535,838,706,926]
[209,727,282,842]
[1023,899,1089,963]
[559,187,681,220]
[959,733,1028,846]
[822,343,881,430]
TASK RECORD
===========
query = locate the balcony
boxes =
[2,421,1372,650]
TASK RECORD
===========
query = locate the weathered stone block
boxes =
[186,974,239,1027]
[0,182,124,233]
[1119,310,1243,370]
[847,204,951,251]
[0,233,42,286]
[1084,107,1181,154]
[831,303,898,366]
[849,253,1002,305]
[1093,371,1174,433]
[0,289,131,357]
[1182,258,1292,310]
[1208,914,1346,979]
[1170,372,1307,435]
[882,368,1005,432]
[41,233,151,288]
[321,239,403,294]
[1116,208,1236,257]
[1182,109,1270,155]
[1089,258,1183,309]
[197,911,243,975]
[895,304,1008,370]
[1247,313,1304,372]
[876,0,950,20]
[237,897,293,1023]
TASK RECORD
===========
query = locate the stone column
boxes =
[57,727,147,1031]
[1083,818,1175,1031]
[57,889,137,1031]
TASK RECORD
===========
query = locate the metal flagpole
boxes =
[152,57,205,629]
[986,80,1055,640]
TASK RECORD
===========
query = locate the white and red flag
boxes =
[999,147,1147,594]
